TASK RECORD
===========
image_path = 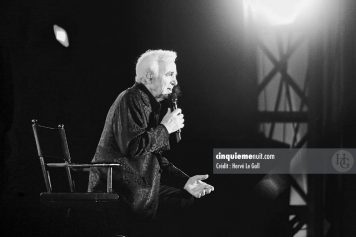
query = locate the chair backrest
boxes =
[32,119,75,193]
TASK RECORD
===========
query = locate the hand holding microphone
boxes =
[160,85,183,142]
[160,108,184,134]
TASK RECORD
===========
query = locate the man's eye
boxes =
[166,72,174,77]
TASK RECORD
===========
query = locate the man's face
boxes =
[150,61,178,101]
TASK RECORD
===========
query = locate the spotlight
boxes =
[244,0,316,26]
[53,24,69,47]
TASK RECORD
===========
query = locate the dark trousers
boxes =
[127,185,224,237]
[127,185,195,237]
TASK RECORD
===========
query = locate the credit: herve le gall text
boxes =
[216,162,261,170]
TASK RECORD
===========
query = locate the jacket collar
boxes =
[133,82,161,111]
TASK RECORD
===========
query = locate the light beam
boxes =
[244,0,316,26]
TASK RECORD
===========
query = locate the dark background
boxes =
[0,0,355,236]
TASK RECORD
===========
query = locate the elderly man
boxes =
[88,50,214,233]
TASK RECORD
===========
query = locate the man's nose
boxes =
[171,78,178,86]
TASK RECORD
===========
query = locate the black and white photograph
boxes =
[1,0,356,236]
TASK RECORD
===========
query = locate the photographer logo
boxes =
[331,150,354,173]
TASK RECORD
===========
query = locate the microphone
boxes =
[171,86,181,143]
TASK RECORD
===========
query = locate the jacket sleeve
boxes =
[112,92,170,158]
[160,156,190,188]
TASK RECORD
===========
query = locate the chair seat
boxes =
[40,192,120,208]
[41,192,119,200]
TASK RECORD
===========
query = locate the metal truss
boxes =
[256,30,309,236]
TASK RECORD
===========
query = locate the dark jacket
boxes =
[88,83,189,218]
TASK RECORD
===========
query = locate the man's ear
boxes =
[143,72,153,84]
[146,72,153,80]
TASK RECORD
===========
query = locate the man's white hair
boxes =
[135,49,177,83]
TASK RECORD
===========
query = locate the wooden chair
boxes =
[32,119,126,237]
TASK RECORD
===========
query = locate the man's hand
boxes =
[160,108,184,134]
[184,174,214,198]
